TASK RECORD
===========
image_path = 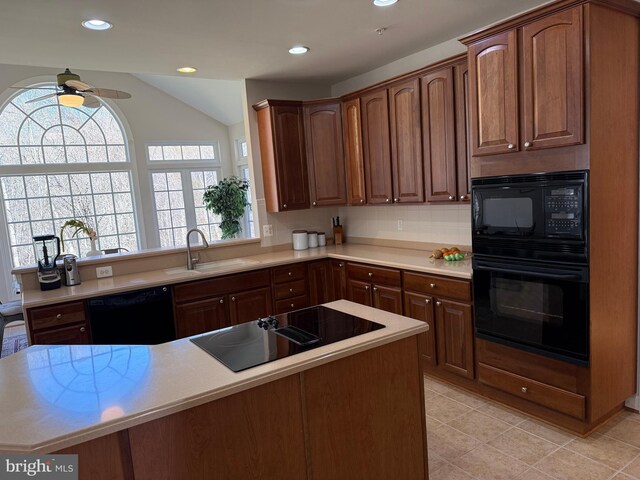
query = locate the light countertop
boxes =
[22,244,472,309]
[0,300,427,453]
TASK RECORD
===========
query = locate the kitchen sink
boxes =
[165,257,261,276]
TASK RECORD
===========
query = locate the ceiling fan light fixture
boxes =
[288,45,309,55]
[82,19,113,31]
[373,0,398,6]
[177,67,197,73]
[59,94,85,107]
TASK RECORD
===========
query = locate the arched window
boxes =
[0,84,139,266]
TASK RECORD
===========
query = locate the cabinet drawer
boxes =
[403,271,471,302]
[275,295,309,314]
[478,363,586,420]
[347,263,401,287]
[29,301,86,331]
[274,280,307,300]
[32,322,90,345]
[272,263,307,283]
[173,269,270,304]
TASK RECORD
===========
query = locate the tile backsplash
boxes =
[337,204,472,246]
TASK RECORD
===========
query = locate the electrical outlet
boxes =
[262,224,273,237]
[96,266,113,278]
[397,220,403,231]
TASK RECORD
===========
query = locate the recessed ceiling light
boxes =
[373,0,398,6]
[177,67,198,73]
[288,46,309,55]
[82,19,113,31]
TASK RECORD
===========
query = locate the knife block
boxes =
[333,226,343,245]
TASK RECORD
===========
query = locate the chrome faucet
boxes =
[186,228,209,270]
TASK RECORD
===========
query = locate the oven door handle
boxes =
[473,264,584,281]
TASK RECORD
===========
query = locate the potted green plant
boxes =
[202,177,249,240]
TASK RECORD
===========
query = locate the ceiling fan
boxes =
[13,68,132,108]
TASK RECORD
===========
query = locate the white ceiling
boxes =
[2,0,553,84]
[133,75,244,126]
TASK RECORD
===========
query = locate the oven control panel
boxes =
[545,186,583,237]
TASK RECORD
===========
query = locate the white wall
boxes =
[242,79,338,247]
[0,64,242,301]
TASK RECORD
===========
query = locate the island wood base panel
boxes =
[55,334,428,480]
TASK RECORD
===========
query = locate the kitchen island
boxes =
[0,300,429,479]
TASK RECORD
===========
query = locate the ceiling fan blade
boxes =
[65,79,92,91]
[81,95,101,109]
[25,93,58,104]
[9,86,58,90]
[85,88,131,99]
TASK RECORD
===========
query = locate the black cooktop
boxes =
[190,306,385,372]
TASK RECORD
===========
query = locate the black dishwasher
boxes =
[87,286,176,345]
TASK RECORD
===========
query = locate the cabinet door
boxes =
[454,61,471,202]
[421,68,458,202]
[435,299,474,379]
[32,322,90,345]
[403,292,437,367]
[361,90,393,204]
[271,105,310,211]
[229,287,273,325]
[389,78,424,203]
[308,260,332,305]
[347,279,372,307]
[331,260,347,300]
[468,30,519,156]
[304,102,347,207]
[372,285,403,315]
[342,99,367,206]
[174,296,229,338]
[522,7,583,150]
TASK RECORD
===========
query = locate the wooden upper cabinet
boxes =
[361,89,393,204]
[253,100,309,212]
[389,78,424,203]
[421,68,457,202]
[342,98,367,206]
[522,7,583,150]
[454,60,471,202]
[468,30,519,156]
[304,101,347,207]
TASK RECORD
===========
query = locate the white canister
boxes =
[307,231,318,248]
[292,230,308,250]
[318,232,326,247]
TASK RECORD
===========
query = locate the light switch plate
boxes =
[96,266,113,278]
[397,220,403,231]
[263,224,273,237]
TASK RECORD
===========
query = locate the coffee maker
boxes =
[33,234,62,291]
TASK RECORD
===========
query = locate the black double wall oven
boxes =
[471,171,589,365]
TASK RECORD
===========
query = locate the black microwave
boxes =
[472,171,588,263]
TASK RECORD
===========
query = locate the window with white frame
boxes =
[234,137,254,239]
[147,144,223,247]
[0,85,139,267]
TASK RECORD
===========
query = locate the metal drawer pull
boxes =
[448,195,454,200]
[312,201,317,206]
[521,387,528,393]
[524,141,531,148]
[231,296,236,302]
[373,287,378,292]
[436,301,442,306]
[365,285,370,290]
[368,272,373,277]
[507,143,514,149]
[430,283,436,288]
[289,288,294,293]
[80,327,86,332]
[220,299,224,304]
[56,313,63,319]
[288,272,293,277]
[339,263,344,267]
[425,299,430,304]
[290,303,294,308]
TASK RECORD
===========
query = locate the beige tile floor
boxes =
[424,375,640,480]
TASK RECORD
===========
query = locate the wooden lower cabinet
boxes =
[330,259,347,300]
[229,287,273,324]
[59,335,428,479]
[373,284,403,315]
[403,291,437,366]
[308,259,332,304]
[435,299,474,380]
[175,296,228,338]
[347,278,372,307]
[32,322,90,345]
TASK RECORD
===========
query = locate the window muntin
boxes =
[0,84,138,267]
[148,144,216,162]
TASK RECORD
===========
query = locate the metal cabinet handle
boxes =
[524,141,531,148]
[290,303,294,308]
[80,327,86,332]
[460,195,466,200]
[448,195,454,200]
[56,313,63,319]
[312,201,317,206]
[436,301,442,306]
[365,285,370,290]
[289,288,294,293]
[373,287,378,292]
[231,296,236,302]
[360,199,364,204]
[368,272,373,277]
[394,198,399,203]
[507,144,514,149]
[288,272,293,277]
[219,299,224,304]
[425,299,431,304]
[521,387,528,393]
[339,263,344,267]
[282,204,288,209]
[430,283,436,288]
[385,198,390,203]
